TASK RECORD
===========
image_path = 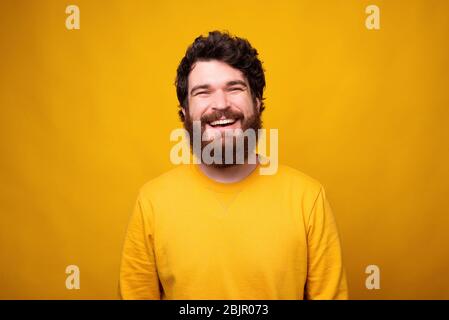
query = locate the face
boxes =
[183,60,262,166]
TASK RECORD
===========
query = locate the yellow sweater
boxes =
[119,163,348,299]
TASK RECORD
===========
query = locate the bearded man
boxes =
[119,31,348,300]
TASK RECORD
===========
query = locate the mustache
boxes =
[200,109,244,124]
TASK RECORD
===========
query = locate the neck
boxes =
[197,154,260,183]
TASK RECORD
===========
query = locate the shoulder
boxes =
[273,165,332,227]
[137,165,191,199]
[274,164,324,193]
[272,164,327,212]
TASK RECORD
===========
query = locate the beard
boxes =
[183,107,262,168]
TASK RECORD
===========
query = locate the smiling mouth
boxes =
[208,118,238,127]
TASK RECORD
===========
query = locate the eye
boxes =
[229,87,244,92]
[196,91,210,96]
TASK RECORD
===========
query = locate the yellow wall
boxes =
[1,0,448,299]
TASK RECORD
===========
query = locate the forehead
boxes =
[188,60,246,88]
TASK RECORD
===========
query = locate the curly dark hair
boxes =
[175,31,266,122]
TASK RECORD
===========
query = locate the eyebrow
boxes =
[190,80,248,95]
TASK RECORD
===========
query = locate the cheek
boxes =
[188,99,209,119]
[229,94,255,116]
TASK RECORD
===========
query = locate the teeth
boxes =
[209,119,236,126]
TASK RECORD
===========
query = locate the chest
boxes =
[152,192,308,281]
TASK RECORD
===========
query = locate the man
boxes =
[119,31,348,299]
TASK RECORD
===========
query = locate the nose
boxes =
[210,89,229,110]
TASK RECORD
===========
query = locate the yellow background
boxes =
[1,0,448,299]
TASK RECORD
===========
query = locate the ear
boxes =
[181,107,186,117]
[255,98,261,113]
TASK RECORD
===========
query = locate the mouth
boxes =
[208,118,238,128]
[204,118,242,139]
[205,117,242,132]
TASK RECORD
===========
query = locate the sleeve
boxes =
[304,186,349,300]
[119,193,161,299]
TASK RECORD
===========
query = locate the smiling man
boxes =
[119,31,349,299]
